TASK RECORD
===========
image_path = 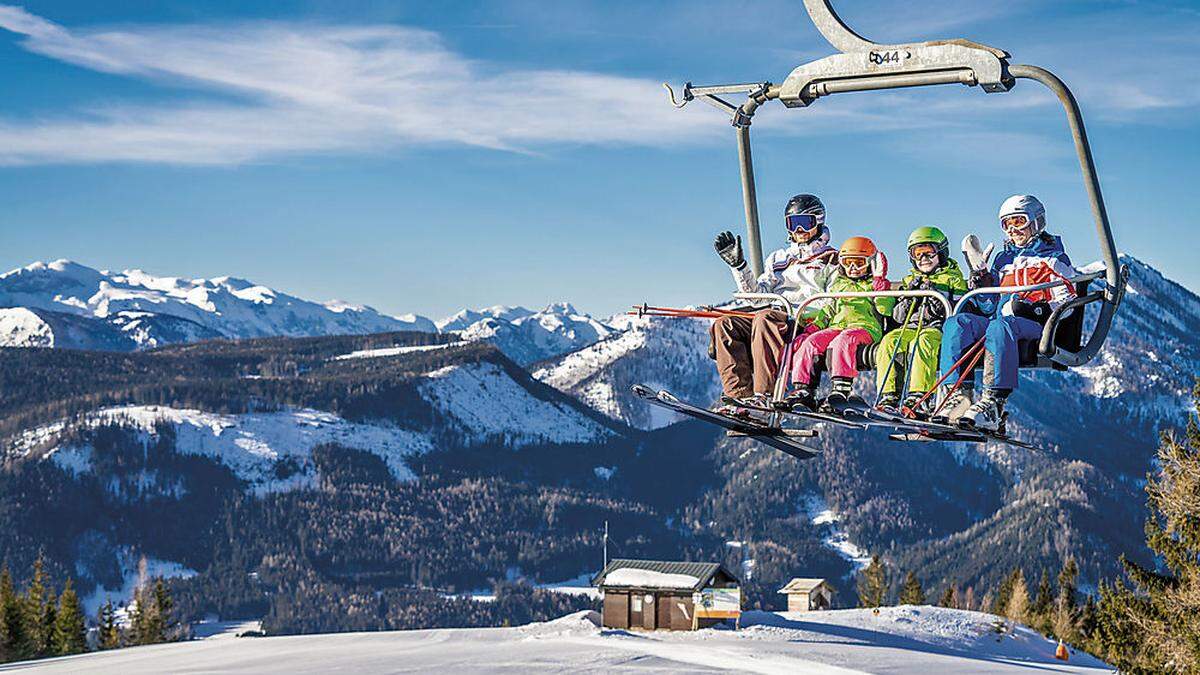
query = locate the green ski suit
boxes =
[875,259,968,395]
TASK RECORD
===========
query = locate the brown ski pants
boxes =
[711,309,792,399]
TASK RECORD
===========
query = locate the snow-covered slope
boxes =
[11,608,1109,674]
[534,313,719,430]
[0,259,436,350]
[418,362,614,446]
[13,406,431,494]
[451,302,618,366]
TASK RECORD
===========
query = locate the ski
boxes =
[631,385,820,460]
[720,391,873,427]
[867,405,1043,450]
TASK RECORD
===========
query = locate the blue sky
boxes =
[0,1,1196,320]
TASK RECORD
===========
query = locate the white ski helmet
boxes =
[998,194,1046,238]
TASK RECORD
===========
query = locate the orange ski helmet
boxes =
[838,236,876,278]
[839,236,877,259]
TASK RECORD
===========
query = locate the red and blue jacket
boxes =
[976,233,1077,319]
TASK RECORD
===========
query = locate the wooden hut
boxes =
[778,578,835,612]
[592,559,741,631]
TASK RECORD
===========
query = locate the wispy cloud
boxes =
[0,3,1194,167]
[0,6,724,165]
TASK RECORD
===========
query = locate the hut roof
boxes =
[591,559,739,591]
[778,578,833,594]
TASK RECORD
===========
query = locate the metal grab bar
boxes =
[734,289,953,408]
[736,289,953,321]
[951,270,1105,314]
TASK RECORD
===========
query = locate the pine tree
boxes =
[856,556,888,608]
[1097,383,1200,671]
[1052,558,1080,645]
[96,599,121,650]
[1056,558,1079,613]
[938,583,958,609]
[0,565,28,662]
[1032,570,1053,630]
[39,588,57,658]
[152,579,177,642]
[899,571,925,605]
[52,580,86,656]
[992,568,1018,616]
[1005,569,1030,624]
[23,554,52,658]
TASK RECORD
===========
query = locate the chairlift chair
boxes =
[665,0,1127,373]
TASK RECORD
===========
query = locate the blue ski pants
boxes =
[939,314,1043,391]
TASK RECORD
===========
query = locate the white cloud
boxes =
[0,6,723,165]
[0,3,1194,167]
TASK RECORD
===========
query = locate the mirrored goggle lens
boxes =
[786,214,819,233]
[909,244,938,260]
[1000,214,1030,232]
[840,255,868,268]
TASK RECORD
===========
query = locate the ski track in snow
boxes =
[18,405,431,494]
[418,362,612,446]
[13,608,1111,674]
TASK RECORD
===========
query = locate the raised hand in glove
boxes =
[714,231,745,269]
[870,250,890,291]
[961,234,995,274]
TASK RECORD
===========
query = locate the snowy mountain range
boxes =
[0,260,615,364]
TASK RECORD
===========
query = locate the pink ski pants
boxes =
[788,327,874,386]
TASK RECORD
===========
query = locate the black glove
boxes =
[1011,298,1052,323]
[923,297,946,323]
[714,231,745,269]
[968,269,995,289]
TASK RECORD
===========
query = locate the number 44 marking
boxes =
[869,50,912,65]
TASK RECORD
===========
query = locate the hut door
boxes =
[657,596,674,630]
[642,594,656,629]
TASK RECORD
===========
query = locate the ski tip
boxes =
[630,384,655,398]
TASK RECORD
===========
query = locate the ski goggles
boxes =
[1000,213,1031,234]
[785,213,820,234]
[840,255,869,269]
[908,243,939,261]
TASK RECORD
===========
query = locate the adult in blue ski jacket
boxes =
[937,194,1077,431]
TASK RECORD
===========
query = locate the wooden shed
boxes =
[592,559,741,631]
[778,578,835,612]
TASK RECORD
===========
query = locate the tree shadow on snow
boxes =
[742,613,1096,673]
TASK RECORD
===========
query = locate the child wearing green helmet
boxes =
[874,226,968,416]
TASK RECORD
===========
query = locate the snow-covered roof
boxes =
[592,559,738,591]
[778,578,833,594]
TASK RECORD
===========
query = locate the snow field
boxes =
[418,362,613,446]
[28,405,431,494]
[12,608,1111,674]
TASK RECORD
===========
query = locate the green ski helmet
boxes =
[906,226,950,267]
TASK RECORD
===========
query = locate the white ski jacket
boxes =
[730,227,839,314]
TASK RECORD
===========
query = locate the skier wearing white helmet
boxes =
[936,194,1078,432]
[710,194,838,417]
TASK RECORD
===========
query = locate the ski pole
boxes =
[926,340,986,418]
[905,336,985,415]
[872,295,919,408]
[898,298,927,404]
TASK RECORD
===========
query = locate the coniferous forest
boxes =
[0,330,1190,669]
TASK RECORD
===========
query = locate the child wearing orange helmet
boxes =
[783,236,894,411]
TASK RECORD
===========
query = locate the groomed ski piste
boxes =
[11,607,1110,674]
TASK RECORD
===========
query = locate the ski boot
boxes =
[959,389,1006,432]
[716,393,771,424]
[819,377,857,413]
[876,391,901,413]
[900,392,932,420]
[930,385,972,425]
[776,385,817,413]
